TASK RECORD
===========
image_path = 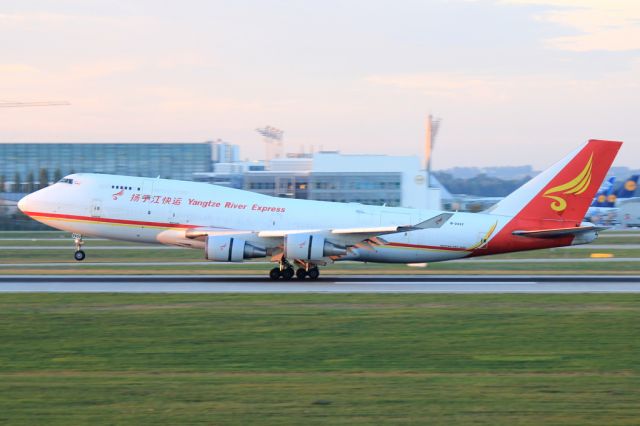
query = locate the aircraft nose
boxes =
[17,193,30,213]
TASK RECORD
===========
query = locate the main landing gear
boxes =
[73,233,86,261]
[269,259,320,280]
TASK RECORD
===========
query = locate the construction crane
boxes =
[0,101,70,108]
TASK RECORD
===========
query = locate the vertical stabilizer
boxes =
[489,140,622,225]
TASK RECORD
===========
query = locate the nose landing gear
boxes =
[73,233,85,261]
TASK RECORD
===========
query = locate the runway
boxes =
[2,244,638,250]
[1,274,640,293]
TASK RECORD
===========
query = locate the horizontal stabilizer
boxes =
[512,225,607,239]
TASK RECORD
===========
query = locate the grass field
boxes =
[1,293,639,424]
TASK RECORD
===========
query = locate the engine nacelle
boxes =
[571,230,598,246]
[205,236,266,262]
[285,233,347,261]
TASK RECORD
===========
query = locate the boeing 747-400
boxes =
[18,139,621,279]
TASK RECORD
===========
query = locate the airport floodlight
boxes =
[425,114,442,188]
[256,126,285,164]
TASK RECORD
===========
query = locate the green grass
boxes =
[0,294,639,424]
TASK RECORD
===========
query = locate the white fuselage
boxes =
[19,173,513,263]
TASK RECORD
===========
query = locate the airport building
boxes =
[1,140,442,220]
[0,141,243,189]
[195,152,441,209]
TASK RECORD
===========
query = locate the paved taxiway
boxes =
[1,275,639,293]
[2,244,638,250]
[2,258,640,268]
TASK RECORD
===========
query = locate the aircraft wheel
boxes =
[282,267,294,280]
[307,267,320,280]
[296,268,307,279]
[74,250,86,261]
[269,267,281,280]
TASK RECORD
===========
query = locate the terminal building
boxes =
[195,151,441,210]
[0,140,442,211]
[0,141,225,189]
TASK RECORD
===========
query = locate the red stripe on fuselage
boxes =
[22,211,200,229]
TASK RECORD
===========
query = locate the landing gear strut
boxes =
[295,264,320,280]
[295,268,306,280]
[269,259,294,280]
[307,267,320,280]
[73,233,86,261]
[269,259,319,280]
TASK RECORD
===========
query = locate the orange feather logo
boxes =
[542,154,593,213]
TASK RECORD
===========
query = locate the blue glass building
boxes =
[0,142,213,185]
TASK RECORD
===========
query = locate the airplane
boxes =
[613,174,639,205]
[585,175,639,223]
[585,176,616,220]
[18,139,621,280]
[592,176,617,207]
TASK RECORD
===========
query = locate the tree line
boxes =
[434,171,532,197]
[0,168,66,193]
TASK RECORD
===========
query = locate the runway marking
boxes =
[1,275,640,293]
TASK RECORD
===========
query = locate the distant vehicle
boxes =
[620,200,640,227]
[18,140,621,279]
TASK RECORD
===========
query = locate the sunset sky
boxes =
[1,0,638,169]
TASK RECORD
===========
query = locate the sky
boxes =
[0,0,638,169]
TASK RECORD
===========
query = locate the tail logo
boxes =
[625,180,637,192]
[542,153,593,212]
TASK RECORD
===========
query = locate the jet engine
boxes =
[285,233,347,261]
[205,236,266,262]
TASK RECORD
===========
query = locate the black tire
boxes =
[282,267,294,280]
[307,267,320,280]
[269,267,281,280]
[296,268,307,279]
[74,250,86,261]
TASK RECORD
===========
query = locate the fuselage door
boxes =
[91,199,103,218]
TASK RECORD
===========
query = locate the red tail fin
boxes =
[481,139,622,255]
[490,139,622,225]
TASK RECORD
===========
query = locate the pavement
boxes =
[1,274,640,293]
[1,244,639,250]
[2,257,640,268]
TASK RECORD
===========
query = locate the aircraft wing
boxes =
[186,212,453,248]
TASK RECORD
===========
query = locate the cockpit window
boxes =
[58,178,74,184]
